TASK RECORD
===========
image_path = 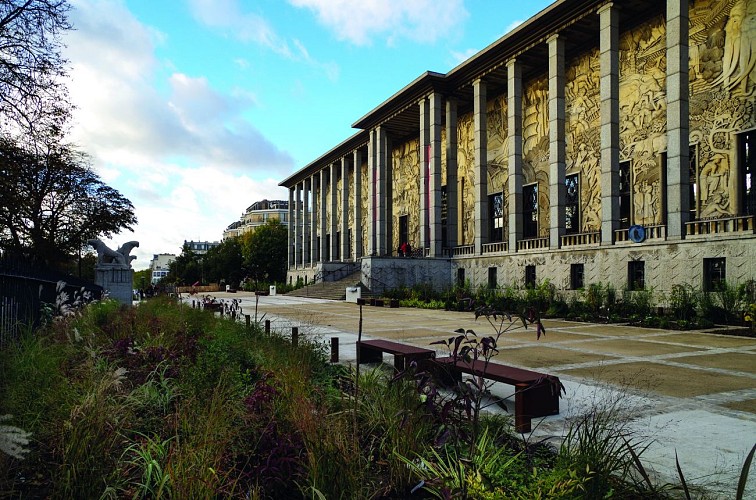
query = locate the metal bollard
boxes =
[291,327,298,347]
[245,314,250,327]
[330,337,339,363]
[265,319,270,335]
[192,300,195,309]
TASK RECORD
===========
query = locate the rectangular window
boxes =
[628,260,645,291]
[619,161,632,229]
[525,265,536,289]
[335,232,340,260]
[740,131,755,216]
[703,258,726,291]
[570,263,584,290]
[565,174,580,234]
[398,215,409,251]
[488,192,504,242]
[523,183,539,238]
[488,267,497,289]
[457,268,465,288]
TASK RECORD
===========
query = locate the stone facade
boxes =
[281,0,756,296]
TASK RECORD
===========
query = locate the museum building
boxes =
[280,0,755,296]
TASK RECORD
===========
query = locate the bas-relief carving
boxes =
[487,95,509,232]
[619,14,667,226]
[457,111,475,245]
[523,75,550,237]
[361,161,369,253]
[391,138,421,248]
[689,0,755,218]
[566,48,601,232]
[348,170,354,236]
[336,175,343,231]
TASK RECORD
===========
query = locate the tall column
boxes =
[368,129,376,256]
[507,59,523,251]
[319,168,328,261]
[473,78,488,254]
[375,126,388,256]
[599,2,620,245]
[303,178,310,264]
[548,35,566,249]
[330,163,338,261]
[666,0,689,239]
[310,174,318,264]
[294,182,302,267]
[429,92,443,257]
[353,149,363,259]
[446,98,459,250]
[341,157,350,260]
[288,187,294,268]
[419,98,430,250]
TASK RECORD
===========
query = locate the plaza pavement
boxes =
[183,291,756,497]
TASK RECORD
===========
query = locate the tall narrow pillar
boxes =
[288,187,294,268]
[375,126,388,256]
[330,163,338,260]
[368,129,377,256]
[353,149,363,259]
[429,92,443,257]
[341,157,350,260]
[310,174,318,264]
[666,0,689,239]
[303,178,310,264]
[473,78,488,254]
[507,59,523,251]
[548,35,566,249]
[419,98,430,251]
[295,183,302,267]
[446,98,459,250]
[599,2,620,245]
[319,168,328,261]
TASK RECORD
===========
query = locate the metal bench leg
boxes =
[357,346,382,365]
[514,383,532,433]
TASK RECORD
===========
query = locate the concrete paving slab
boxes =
[562,361,756,397]
[652,332,756,349]
[492,345,620,369]
[672,352,756,375]
[576,338,707,356]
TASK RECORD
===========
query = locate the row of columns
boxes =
[289,0,689,269]
[289,150,366,268]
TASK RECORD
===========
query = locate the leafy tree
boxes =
[241,219,287,284]
[202,237,243,286]
[133,268,151,290]
[165,243,202,286]
[0,136,137,268]
[1,0,72,133]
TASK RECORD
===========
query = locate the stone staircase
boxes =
[285,271,373,301]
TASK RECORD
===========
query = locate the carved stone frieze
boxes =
[391,138,421,248]
[523,75,550,237]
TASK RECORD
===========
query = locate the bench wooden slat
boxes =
[432,356,561,433]
[357,339,435,371]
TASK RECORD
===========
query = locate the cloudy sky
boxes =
[64,0,553,270]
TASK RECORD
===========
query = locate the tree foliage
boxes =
[0,0,72,133]
[0,136,137,267]
[241,219,288,284]
[203,237,243,286]
[165,244,202,286]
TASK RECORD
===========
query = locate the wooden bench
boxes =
[356,339,435,371]
[433,357,563,432]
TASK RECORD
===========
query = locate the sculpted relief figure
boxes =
[713,0,756,95]
[88,239,139,268]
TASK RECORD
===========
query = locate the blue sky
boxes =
[64,0,553,270]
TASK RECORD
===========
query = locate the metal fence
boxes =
[0,258,103,347]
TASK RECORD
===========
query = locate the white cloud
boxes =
[450,48,479,65]
[65,0,292,268]
[288,0,468,46]
[188,0,339,80]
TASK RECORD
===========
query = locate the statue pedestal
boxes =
[95,265,134,305]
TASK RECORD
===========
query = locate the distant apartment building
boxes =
[183,240,220,255]
[149,253,176,284]
[223,199,289,239]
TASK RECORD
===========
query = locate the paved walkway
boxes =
[184,292,756,497]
